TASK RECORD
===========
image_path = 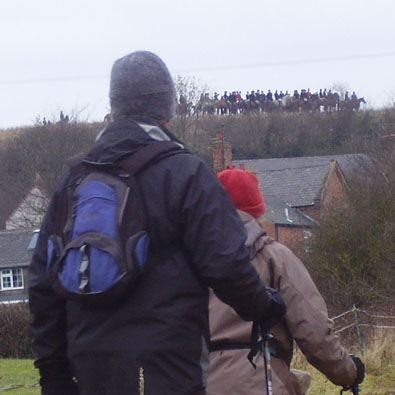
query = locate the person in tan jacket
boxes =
[207,168,365,395]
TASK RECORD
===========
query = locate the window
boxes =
[302,230,312,240]
[1,268,24,290]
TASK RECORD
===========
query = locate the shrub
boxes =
[307,142,395,310]
[0,302,33,358]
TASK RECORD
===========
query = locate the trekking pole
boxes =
[261,327,274,395]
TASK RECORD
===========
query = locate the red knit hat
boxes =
[217,168,265,218]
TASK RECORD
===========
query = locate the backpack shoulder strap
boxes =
[66,152,86,168]
[118,141,188,176]
[54,153,89,237]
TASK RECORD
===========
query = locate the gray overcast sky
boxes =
[1,0,395,128]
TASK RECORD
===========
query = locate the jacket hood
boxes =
[237,210,266,259]
[85,116,183,164]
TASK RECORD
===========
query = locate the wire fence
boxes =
[331,304,395,355]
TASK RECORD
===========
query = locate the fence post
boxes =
[352,304,364,355]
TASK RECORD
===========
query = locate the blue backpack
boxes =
[47,141,185,306]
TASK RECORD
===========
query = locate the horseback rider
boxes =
[345,91,350,101]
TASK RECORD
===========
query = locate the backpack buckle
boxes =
[79,244,90,293]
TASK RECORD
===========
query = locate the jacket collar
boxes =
[237,210,267,259]
[86,116,184,164]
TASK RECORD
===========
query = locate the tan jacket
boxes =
[207,211,357,395]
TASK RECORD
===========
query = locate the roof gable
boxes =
[6,186,48,230]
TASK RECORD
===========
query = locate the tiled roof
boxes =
[234,154,363,176]
[0,293,28,303]
[0,229,36,268]
[233,154,363,208]
[257,164,330,207]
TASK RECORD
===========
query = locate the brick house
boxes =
[212,134,361,250]
[0,229,37,303]
[233,155,361,251]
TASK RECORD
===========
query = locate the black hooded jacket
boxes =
[28,117,271,395]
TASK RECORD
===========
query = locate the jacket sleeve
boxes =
[177,158,271,322]
[28,173,79,394]
[267,243,357,387]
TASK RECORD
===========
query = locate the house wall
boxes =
[262,218,309,255]
[261,218,276,239]
[277,226,311,253]
[320,166,348,212]
[299,166,348,221]
[299,206,320,221]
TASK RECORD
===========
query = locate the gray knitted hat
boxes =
[110,51,176,121]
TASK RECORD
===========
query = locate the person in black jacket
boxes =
[28,51,285,395]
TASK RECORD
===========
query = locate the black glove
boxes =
[350,355,365,385]
[40,377,80,395]
[39,362,80,395]
[260,287,286,332]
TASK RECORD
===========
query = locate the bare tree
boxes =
[170,75,208,143]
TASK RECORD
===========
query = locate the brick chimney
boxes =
[212,132,232,173]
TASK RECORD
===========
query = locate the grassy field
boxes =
[292,355,395,394]
[292,329,395,394]
[1,331,394,394]
[0,359,39,394]
[1,358,394,394]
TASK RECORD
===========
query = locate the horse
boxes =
[351,97,366,111]
[307,94,321,113]
[338,97,366,112]
[280,95,300,112]
[244,100,260,113]
[321,92,340,112]
[214,99,228,115]
[196,96,215,115]
[176,101,190,116]
[263,99,281,113]
[228,101,239,115]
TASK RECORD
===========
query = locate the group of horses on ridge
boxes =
[176,91,366,116]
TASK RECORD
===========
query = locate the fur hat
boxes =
[109,51,176,121]
[217,168,265,218]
